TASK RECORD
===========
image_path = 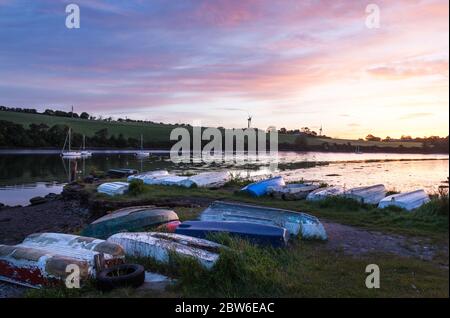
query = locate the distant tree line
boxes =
[0,105,172,126]
[0,120,162,149]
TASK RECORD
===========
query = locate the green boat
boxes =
[82,206,179,239]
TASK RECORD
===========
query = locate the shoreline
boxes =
[0,148,449,155]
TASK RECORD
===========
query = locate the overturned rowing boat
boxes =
[108,232,223,269]
[127,170,169,183]
[82,206,179,239]
[176,220,289,247]
[306,186,345,201]
[241,176,285,197]
[344,184,386,205]
[267,184,320,200]
[200,201,327,240]
[97,182,129,196]
[107,168,139,178]
[144,175,194,187]
[0,233,124,288]
[378,189,430,211]
[188,171,230,188]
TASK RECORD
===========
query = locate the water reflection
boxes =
[0,152,448,206]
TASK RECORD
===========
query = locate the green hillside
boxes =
[0,110,177,143]
[1,110,423,149]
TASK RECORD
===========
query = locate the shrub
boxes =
[128,179,145,196]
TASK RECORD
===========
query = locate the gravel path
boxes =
[323,221,448,266]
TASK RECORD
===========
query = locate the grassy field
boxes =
[24,181,449,298]
[26,240,449,298]
[0,110,177,143]
[1,110,423,148]
[278,133,423,148]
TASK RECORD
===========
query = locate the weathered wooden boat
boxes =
[107,168,139,178]
[0,233,125,288]
[344,184,386,204]
[378,189,430,211]
[241,176,285,197]
[107,232,223,269]
[188,171,231,188]
[97,181,130,196]
[127,170,169,182]
[306,186,345,201]
[82,206,179,239]
[267,183,320,200]
[199,201,327,240]
[175,220,289,247]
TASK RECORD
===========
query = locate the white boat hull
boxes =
[107,232,223,269]
[306,186,345,201]
[344,184,386,204]
[378,189,430,211]
[97,182,129,196]
[188,171,230,188]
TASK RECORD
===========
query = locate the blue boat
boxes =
[175,221,288,247]
[241,176,285,197]
[200,201,327,240]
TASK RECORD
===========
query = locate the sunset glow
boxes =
[0,0,448,139]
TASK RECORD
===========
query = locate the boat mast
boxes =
[140,134,143,150]
[68,128,71,152]
[83,135,86,150]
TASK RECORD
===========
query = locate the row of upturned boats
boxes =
[99,170,431,211]
[0,169,432,288]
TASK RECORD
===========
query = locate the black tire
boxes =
[97,264,145,292]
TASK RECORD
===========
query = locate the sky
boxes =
[0,0,448,139]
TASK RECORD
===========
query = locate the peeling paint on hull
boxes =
[0,233,125,288]
[108,232,223,269]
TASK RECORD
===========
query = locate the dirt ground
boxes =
[0,199,90,245]
[0,199,448,298]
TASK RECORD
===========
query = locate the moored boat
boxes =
[378,189,430,211]
[344,184,386,205]
[82,206,179,239]
[175,220,289,247]
[199,201,327,240]
[97,182,130,196]
[0,233,124,288]
[107,232,223,269]
[306,186,345,201]
[135,134,150,158]
[241,176,285,197]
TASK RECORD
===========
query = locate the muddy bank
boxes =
[0,199,89,245]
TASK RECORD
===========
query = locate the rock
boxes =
[29,196,48,206]
[44,193,61,201]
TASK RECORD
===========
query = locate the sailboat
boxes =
[62,127,82,158]
[135,134,150,158]
[80,135,92,157]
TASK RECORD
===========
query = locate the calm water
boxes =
[0,151,448,206]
